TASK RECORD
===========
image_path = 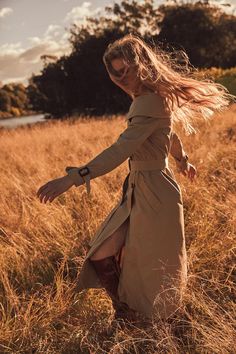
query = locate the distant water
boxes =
[0,114,47,129]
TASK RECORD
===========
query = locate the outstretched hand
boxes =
[36,175,74,204]
[180,162,197,182]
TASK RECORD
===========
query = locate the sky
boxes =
[0,0,235,86]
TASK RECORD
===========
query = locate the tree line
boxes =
[1,0,236,119]
[0,83,37,119]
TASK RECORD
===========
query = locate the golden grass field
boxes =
[0,105,235,353]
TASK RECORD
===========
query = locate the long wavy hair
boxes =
[103,33,235,135]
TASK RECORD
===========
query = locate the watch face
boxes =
[78,167,90,177]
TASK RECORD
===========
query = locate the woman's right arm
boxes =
[169,131,197,181]
[169,131,189,173]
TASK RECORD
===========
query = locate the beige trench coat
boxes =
[66,92,188,320]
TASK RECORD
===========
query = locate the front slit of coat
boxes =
[76,171,135,292]
[89,217,129,264]
[88,172,133,268]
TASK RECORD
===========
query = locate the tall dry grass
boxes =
[0,106,235,353]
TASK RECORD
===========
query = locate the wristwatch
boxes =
[65,165,91,195]
[78,166,90,177]
[78,167,91,195]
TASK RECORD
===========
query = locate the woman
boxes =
[37,34,233,322]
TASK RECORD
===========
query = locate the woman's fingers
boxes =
[42,191,51,203]
[43,189,59,203]
[188,166,197,182]
[37,177,70,204]
[37,181,59,202]
[181,165,197,181]
[39,185,63,203]
[37,183,50,198]
[38,187,54,203]
[48,190,61,203]
[48,189,60,203]
[39,190,49,203]
[38,189,46,203]
[48,195,55,203]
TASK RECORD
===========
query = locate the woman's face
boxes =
[108,58,140,97]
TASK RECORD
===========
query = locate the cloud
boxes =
[0,45,40,85]
[0,27,72,85]
[64,2,102,25]
[0,42,23,55]
[19,39,70,64]
[44,24,62,38]
[0,2,104,85]
[0,7,13,18]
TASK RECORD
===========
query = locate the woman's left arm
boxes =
[65,115,162,192]
[37,115,161,203]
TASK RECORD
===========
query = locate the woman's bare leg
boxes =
[90,218,129,261]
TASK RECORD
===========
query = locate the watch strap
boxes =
[65,166,91,195]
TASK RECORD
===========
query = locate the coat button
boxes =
[131,182,134,188]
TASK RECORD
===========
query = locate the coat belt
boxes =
[128,157,168,171]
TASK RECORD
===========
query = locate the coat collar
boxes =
[125,92,169,121]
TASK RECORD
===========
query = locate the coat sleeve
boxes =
[65,115,161,194]
[169,131,189,173]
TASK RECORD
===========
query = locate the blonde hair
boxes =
[103,33,235,135]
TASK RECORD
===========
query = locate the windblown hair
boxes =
[103,33,235,135]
